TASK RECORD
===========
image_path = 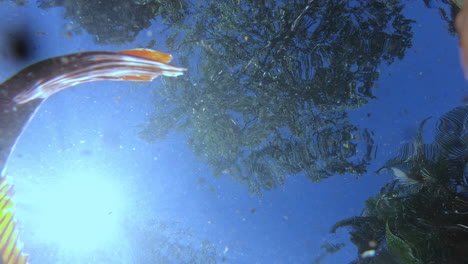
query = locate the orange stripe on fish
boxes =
[118,49,174,63]
[0,176,28,264]
[119,75,154,81]
[116,49,181,81]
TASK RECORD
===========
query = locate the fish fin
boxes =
[118,49,173,63]
[119,75,154,81]
[0,176,29,264]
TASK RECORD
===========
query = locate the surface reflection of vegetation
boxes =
[37,0,188,44]
[128,220,227,264]
[324,105,468,264]
[33,1,415,194]
[139,0,413,195]
[423,0,459,34]
[311,242,345,264]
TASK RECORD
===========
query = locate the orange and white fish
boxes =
[0,48,185,263]
[0,48,185,106]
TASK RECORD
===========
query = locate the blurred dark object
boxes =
[5,27,35,62]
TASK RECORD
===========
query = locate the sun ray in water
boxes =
[0,48,186,263]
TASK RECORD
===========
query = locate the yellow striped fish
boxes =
[0,175,28,264]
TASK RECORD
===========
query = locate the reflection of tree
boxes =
[423,0,459,35]
[37,0,188,44]
[9,0,29,6]
[128,220,227,264]
[326,106,468,263]
[311,242,345,264]
[140,0,413,195]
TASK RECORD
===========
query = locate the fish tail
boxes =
[116,48,186,80]
[0,176,29,264]
[118,49,174,63]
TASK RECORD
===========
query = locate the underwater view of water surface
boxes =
[0,0,466,263]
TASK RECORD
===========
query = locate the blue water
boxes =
[0,1,466,264]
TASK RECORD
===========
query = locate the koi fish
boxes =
[1,49,185,106]
[0,48,185,263]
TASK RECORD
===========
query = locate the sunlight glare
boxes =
[31,171,126,252]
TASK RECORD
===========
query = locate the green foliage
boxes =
[330,182,468,263]
[140,0,413,195]
[385,223,422,264]
[328,106,468,263]
[378,105,468,187]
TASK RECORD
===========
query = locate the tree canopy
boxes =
[33,0,418,195]
[139,0,413,195]
[37,0,188,44]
